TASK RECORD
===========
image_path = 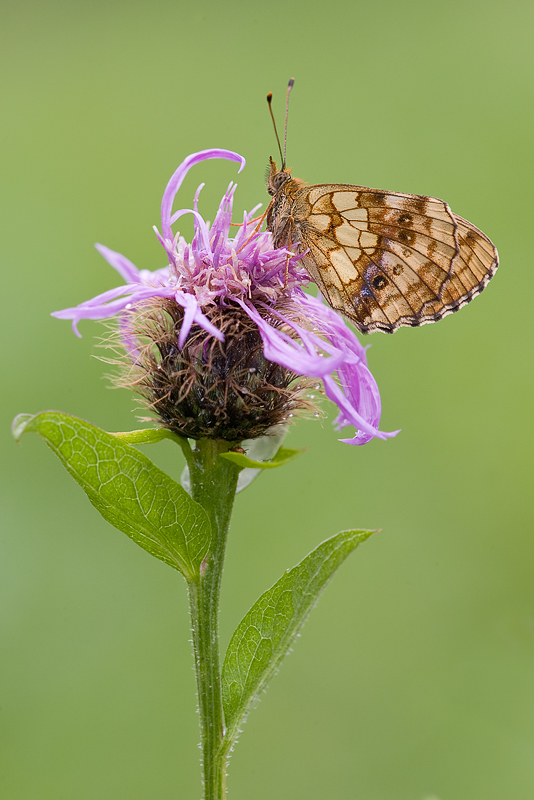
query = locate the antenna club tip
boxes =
[267,92,273,103]
[288,78,295,88]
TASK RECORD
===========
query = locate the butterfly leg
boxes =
[231,201,273,259]
[229,214,264,227]
[283,216,296,287]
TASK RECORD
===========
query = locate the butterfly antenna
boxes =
[267,91,284,167]
[283,78,294,169]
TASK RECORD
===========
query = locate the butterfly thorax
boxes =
[266,158,307,249]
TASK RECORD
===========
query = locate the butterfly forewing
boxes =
[267,172,498,333]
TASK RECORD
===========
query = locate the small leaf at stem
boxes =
[110,427,192,459]
[231,427,291,493]
[219,447,304,470]
[110,428,184,446]
[221,529,375,740]
[12,411,211,580]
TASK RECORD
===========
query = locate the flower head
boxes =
[53,149,398,445]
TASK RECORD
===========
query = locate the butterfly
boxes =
[265,82,498,334]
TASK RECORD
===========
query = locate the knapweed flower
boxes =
[53,149,397,445]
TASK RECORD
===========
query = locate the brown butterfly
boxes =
[265,81,498,334]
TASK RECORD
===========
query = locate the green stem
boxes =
[186,439,240,800]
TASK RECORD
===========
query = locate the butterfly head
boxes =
[266,157,292,196]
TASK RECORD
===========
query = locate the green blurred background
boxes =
[2,0,533,797]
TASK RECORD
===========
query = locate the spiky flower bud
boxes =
[116,299,312,441]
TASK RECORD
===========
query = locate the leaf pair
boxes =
[13,411,374,750]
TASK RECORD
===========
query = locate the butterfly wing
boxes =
[291,184,498,333]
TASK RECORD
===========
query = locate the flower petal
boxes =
[52,284,140,314]
[176,292,197,349]
[238,299,347,376]
[245,291,397,445]
[94,244,141,283]
[168,208,212,253]
[174,290,225,343]
[161,149,246,242]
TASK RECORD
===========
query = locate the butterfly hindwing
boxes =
[266,167,498,333]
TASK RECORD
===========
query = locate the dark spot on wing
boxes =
[398,230,415,245]
[412,197,428,215]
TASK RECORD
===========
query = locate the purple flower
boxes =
[53,149,398,445]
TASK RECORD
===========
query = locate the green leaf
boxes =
[219,447,304,470]
[221,529,374,741]
[181,426,294,495]
[110,428,184,446]
[111,427,192,459]
[12,412,211,580]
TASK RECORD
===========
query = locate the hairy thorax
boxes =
[266,172,308,249]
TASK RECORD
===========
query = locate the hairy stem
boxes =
[187,439,240,800]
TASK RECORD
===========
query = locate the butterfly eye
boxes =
[272,172,290,192]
